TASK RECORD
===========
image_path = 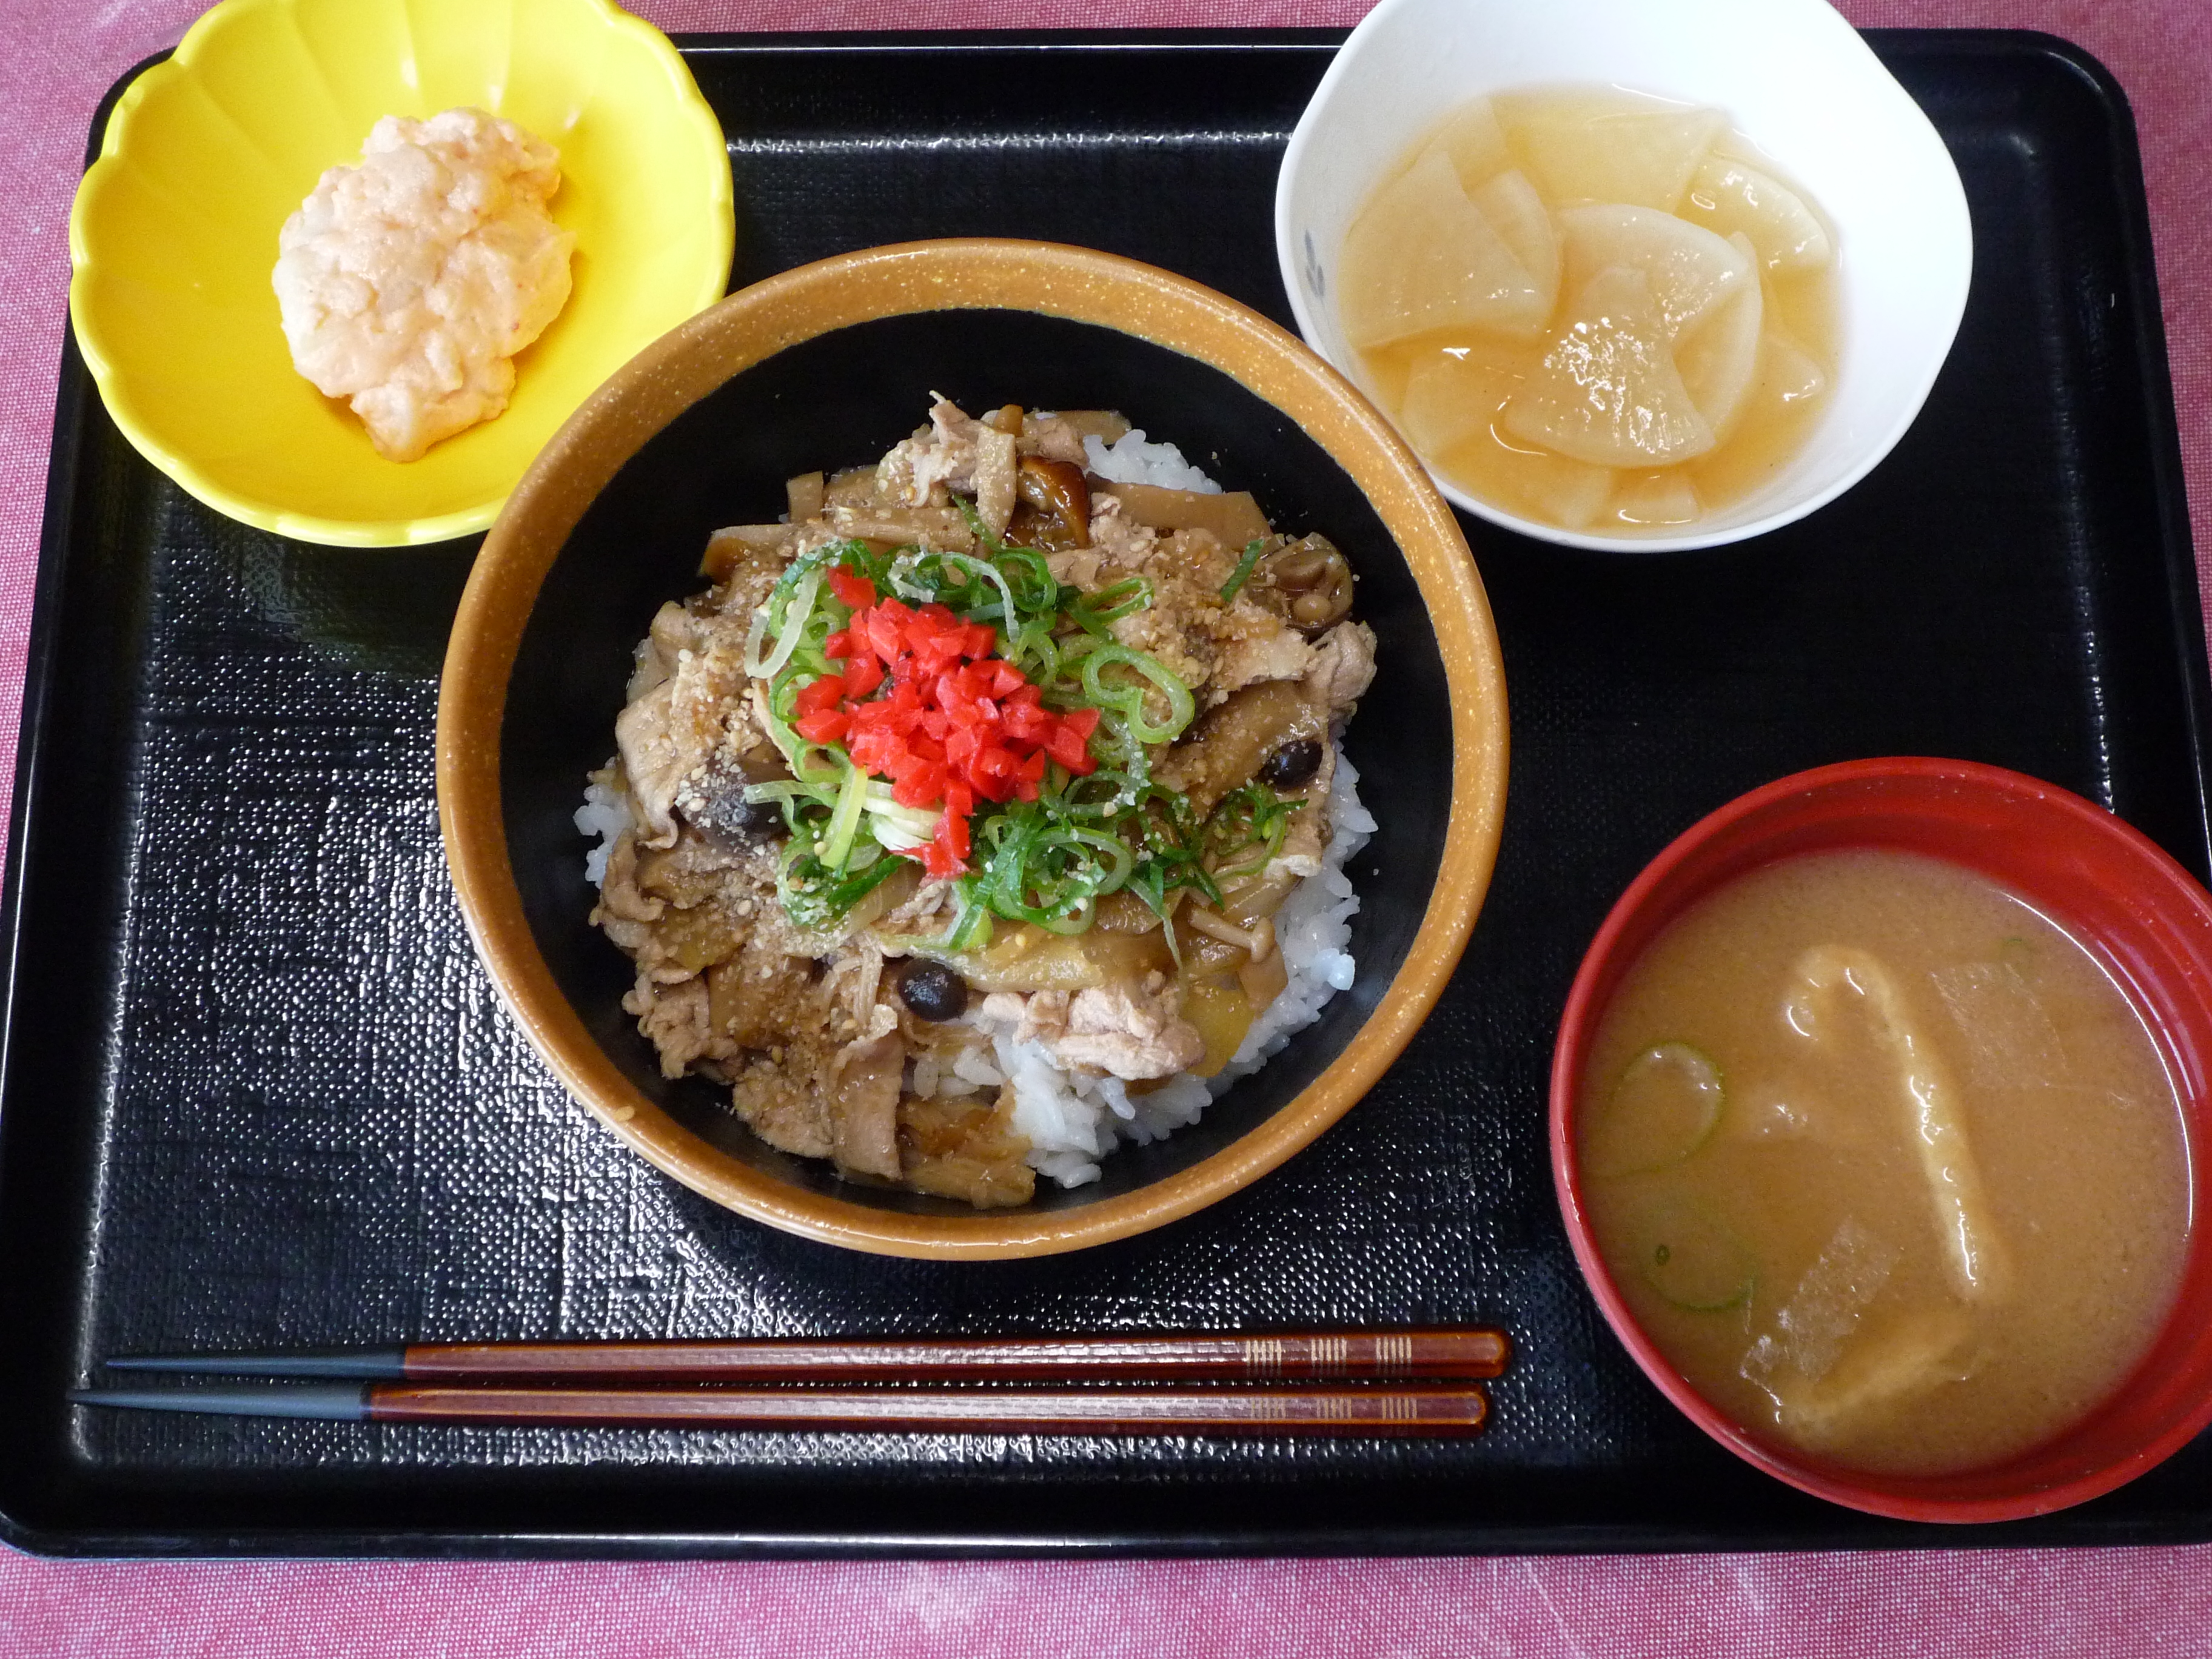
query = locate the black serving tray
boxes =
[1,30,2202,1558]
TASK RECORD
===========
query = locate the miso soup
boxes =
[1577,849,2188,1476]
[1341,87,1841,535]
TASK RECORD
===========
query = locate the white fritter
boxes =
[273,107,574,463]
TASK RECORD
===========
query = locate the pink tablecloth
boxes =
[1,1,2208,1653]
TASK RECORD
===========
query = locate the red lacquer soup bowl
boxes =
[1550,757,2212,1523]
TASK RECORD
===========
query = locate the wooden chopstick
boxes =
[73,1381,1489,1436]
[86,1330,1511,1436]
[104,1327,1511,1385]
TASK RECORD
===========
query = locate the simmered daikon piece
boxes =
[1345,85,1843,534]
[1557,204,1754,340]
[1681,155,1834,273]
[1498,90,1723,211]
[1504,265,1715,468]
[1486,441,1616,530]
[1674,236,1765,438]
[1430,96,1511,191]
[1761,326,1829,409]
[1340,147,1556,347]
[1469,169,1560,310]
[1664,319,1830,517]
[1612,470,1701,526]
[1767,1308,1979,1447]
[1398,340,1527,455]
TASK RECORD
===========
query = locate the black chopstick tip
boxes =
[72,1383,374,1420]
[102,1347,407,1379]
[72,1387,207,1413]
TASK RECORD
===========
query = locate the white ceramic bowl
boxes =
[1276,0,1972,552]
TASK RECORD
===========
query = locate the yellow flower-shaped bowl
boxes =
[67,0,734,547]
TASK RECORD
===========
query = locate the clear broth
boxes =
[1346,88,1842,535]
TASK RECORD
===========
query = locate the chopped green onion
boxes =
[820,757,870,868]
[1079,645,1196,745]
[742,777,837,836]
[859,783,941,854]
[780,845,903,934]
[1070,576,1152,635]
[746,541,860,676]
[737,495,1277,941]
[945,891,994,952]
[1204,782,1296,879]
[1220,537,1270,603]
[879,885,996,957]
[1126,862,1181,965]
[954,493,1007,556]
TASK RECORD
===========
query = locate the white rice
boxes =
[576,776,632,886]
[1082,427,1222,494]
[583,750,1375,1190]
[975,753,1375,1188]
[583,429,1372,1191]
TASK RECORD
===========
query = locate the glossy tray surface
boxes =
[1,30,2203,1556]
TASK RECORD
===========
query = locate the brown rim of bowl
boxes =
[437,238,1510,1258]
